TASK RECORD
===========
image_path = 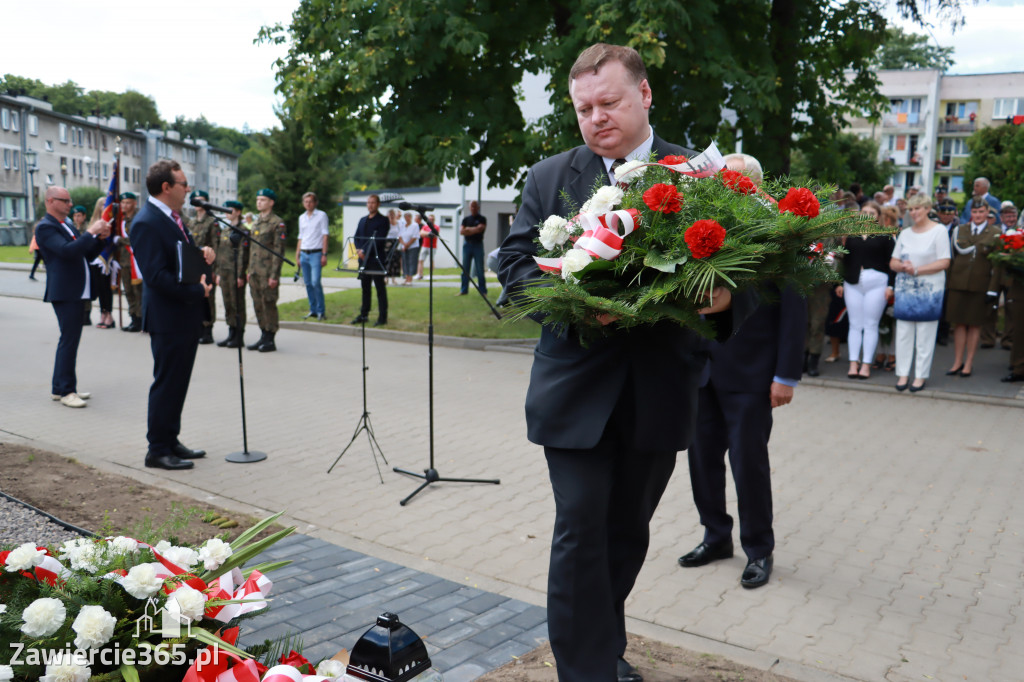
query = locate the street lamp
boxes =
[61,162,68,188]
[25,148,38,223]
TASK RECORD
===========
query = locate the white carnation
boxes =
[108,536,139,555]
[613,159,647,184]
[58,539,103,573]
[161,546,199,571]
[39,651,90,682]
[0,664,14,681]
[316,659,346,679]
[5,542,45,572]
[71,605,117,650]
[539,215,570,250]
[561,249,593,281]
[198,538,233,571]
[154,540,172,554]
[122,563,165,599]
[167,584,206,623]
[0,603,6,614]
[21,597,67,638]
[581,185,623,215]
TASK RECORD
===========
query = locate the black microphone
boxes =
[190,196,232,213]
[398,201,435,214]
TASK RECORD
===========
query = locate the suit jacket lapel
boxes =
[568,148,608,208]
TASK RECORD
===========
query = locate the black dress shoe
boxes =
[741,555,773,589]
[373,318,387,327]
[145,453,194,470]
[908,381,927,393]
[945,366,962,376]
[678,540,734,568]
[1001,373,1024,383]
[895,381,909,392]
[350,315,368,324]
[172,443,206,459]
[198,329,214,345]
[617,656,642,682]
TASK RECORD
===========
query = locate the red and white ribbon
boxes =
[260,665,330,682]
[208,569,274,623]
[534,208,641,275]
[34,555,72,586]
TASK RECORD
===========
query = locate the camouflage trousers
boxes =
[118,252,143,317]
[981,287,1013,347]
[805,283,831,355]
[250,282,279,332]
[219,275,246,331]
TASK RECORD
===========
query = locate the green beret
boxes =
[72,205,87,215]
[119,192,138,201]
[257,188,276,201]
[937,200,957,212]
[190,190,210,201]
[225,200,244,210]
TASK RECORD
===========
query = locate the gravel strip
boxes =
[0,494,89,546]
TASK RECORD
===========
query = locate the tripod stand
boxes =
[327,312,388,481]
[392,210,500,505]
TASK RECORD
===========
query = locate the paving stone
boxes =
[439,662,489,682]
[429,639,488,671]
[506,605,547,630]
[429,623,480,648]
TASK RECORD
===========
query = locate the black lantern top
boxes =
[345,612,432,682]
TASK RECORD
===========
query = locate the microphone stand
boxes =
[327,262,388,482]
[206,215,294,464]
[392,213,500,505]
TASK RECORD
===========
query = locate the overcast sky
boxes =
[2,1,1021,135]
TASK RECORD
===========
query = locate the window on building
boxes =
[3,149,9,169]
[1,109,9,130]
[28,114,38,136]
[895,135,907,151]
[11,111,19,132]
[46,174,54,184]
[45,140,54,152]
[102,135,108,151]
[103,163,109,179]
[125,164,130,182]
[993,98,1024,118]
[12,150,18,170]
[59,123,68,143]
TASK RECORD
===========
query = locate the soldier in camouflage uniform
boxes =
[215,200,249,348]
[246,188,287,352]
[116,192,143,332]
[188,191,219,345]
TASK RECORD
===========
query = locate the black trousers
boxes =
[51,300,85,396]
[687,384,775,560]
[544,424,676,681]
[147,331,199,456]
[359,274,387,321]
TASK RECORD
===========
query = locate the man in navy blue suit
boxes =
[499,44,754,682]
[130,160,214,470]
[35,186,111,408]
[677,154,807,589]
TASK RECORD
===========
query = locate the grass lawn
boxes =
[279,286,539,339]
[0,245,35,264]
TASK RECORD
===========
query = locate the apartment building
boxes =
[845,69,1024,198]
[0,94,238,226]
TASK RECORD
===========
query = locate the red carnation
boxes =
[643,183,683,213]
[778,187,820,218]
[659,154,689,166]
[720,169,756,195]
[685,219,726,259]
[279,651,314,673]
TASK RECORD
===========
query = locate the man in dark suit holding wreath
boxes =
[499,43,753,682]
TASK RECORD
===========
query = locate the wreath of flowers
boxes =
[988,229,1024,281]
[508,148,876,342]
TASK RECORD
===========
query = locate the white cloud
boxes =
[0,0,299,131]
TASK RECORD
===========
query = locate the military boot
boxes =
[247,331,267,351]
[226,329,245,349]
[198,327,214,345]
[257,332,277,353]
[216,328,236,347]
[123,315,142,333]
[806,353,821,377]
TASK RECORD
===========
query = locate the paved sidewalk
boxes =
[2,275,1023,681]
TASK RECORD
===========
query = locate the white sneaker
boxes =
[59,393,87,408]
[52,392,90,401]
[415,274,423,280]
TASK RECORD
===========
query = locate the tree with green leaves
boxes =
[170,115,253,156]
[963,123,1024,210]
[791,132,895,194]
[0,75,164,129]
[261,0,910,186]
[873,26,955,70]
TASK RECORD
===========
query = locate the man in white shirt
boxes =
[295,192,330,320]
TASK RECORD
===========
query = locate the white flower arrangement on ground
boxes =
[0,514,296,682]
